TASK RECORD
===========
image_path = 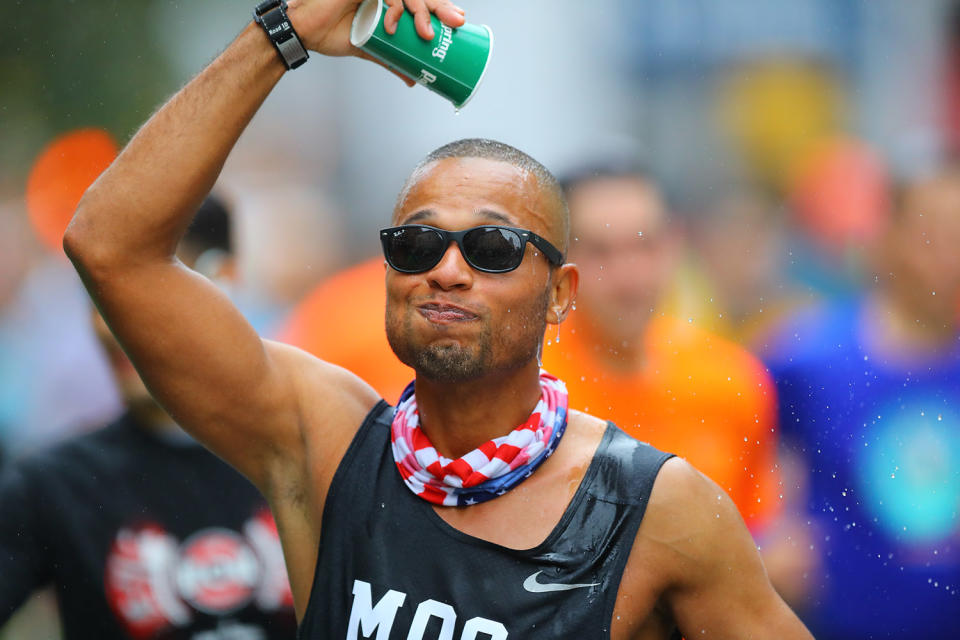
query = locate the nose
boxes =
[427,241,474,290]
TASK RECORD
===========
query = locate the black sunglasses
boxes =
[380,224,565,274]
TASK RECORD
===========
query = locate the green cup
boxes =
[350,0,493,109]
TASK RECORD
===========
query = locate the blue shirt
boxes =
[765,297,960,639]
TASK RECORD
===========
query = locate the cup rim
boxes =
[350,0,384,47]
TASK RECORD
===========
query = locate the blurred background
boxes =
[2,0,960,638]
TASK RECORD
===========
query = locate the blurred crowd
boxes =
[3,0,960,639]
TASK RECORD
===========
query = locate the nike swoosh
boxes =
[522,570,600,593]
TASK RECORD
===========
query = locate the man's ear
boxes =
[547,263,579,324]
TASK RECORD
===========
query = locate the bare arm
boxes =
[642,458,814,639]
[63,0,464,492]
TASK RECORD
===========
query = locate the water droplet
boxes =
[454,109,461,116]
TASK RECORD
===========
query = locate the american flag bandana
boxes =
[390,370,569,506]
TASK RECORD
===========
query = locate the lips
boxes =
[417,302,480,324]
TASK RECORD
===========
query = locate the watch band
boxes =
[254,0,309,70]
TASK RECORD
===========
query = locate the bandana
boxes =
[390,371,569,506]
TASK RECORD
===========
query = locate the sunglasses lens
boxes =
[463,227,524,272]
[386,227,445,272]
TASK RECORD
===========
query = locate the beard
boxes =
[398,330,494,382]
[386,287,550,383]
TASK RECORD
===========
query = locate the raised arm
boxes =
[639,458,814,639]
[62,0,464,491]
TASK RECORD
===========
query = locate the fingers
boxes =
[413,6,435,40]
[383,0,466,40]
[428,0,466,28]
[383,0,405,35]
[394,0,433,39]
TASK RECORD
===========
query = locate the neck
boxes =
[412,360,544,459]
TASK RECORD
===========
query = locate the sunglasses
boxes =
[380,224,565,274]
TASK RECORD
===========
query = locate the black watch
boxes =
[254,0,309,70]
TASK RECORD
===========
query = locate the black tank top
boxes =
[297,401,674,639]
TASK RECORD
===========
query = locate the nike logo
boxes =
[522,571,600,593]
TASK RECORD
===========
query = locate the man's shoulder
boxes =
[636,456,747,561]
[572,412,675,505]
[266,339,383,426]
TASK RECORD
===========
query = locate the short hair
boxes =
[398,138,569,254]
[184,193,232,255]
[557,159,674,230]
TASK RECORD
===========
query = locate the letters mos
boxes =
[347,580,508,640]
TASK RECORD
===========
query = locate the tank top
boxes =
[297,400,674,639]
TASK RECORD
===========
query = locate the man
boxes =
[0,196,297,639]
[541,165,816,607]
[62,0,812,636]
[546,166,777,511]
[764,164,960,639]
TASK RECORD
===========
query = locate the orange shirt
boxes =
[542,313,782,530]
[278,257,413,405]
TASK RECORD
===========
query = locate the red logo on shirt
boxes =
[104,509,291,639]
[175,528,259,613]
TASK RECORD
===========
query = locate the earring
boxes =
[548,306,563,345]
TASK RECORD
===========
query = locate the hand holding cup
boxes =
[285,0,465,60]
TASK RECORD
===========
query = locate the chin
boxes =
[414,343,481,380]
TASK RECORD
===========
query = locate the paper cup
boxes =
[350,0,493,109]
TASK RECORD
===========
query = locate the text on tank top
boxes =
[297,401,674,639]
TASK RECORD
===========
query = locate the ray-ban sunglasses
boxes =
[380,224,565,274]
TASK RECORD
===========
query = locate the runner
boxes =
[0,197,296,639]
[62,1,813,637]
